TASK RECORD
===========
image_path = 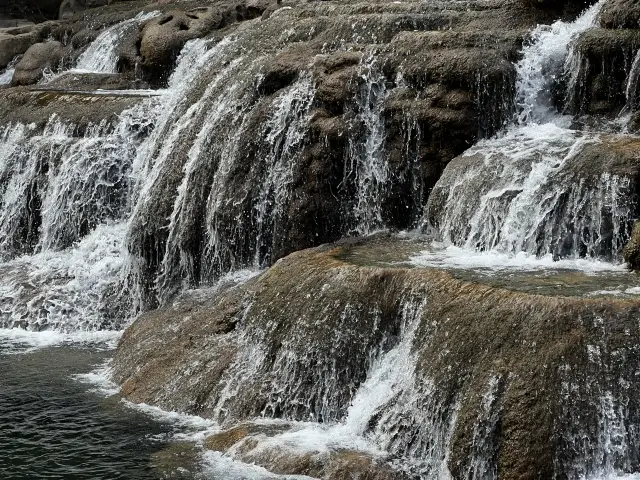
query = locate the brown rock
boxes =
[624,221,640,269]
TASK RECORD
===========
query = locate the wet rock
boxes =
[40,71,149,90]
[0,87,144,128]
[600,0,640,29]
[11,41,65,86]
[565,28,640,116]
[425,132,640,260]
[624,221,640,269]
[113,237,640,478]
[59,0,113,20]
[204,423,404,479]
[0,24,54,69]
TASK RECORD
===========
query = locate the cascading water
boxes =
[74,12,159,73]
[426,0,636,262]
[0,68,14,85]
[624,49,640,113]
[346,56,389,235]
[0,35,212,332]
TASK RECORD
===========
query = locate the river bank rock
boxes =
[0,23,56,69]
[11,41,66,86]
[113,236,640,478]
[624,220,640,269]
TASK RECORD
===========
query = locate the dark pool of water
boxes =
[0,345,203,480]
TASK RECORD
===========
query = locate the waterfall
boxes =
[0,36,207,331]
[515,0,604,125]
[346,56,389,235]
[426,0,635,261]
[0,68,14,85]
[624,49,640,113]
[74,12,159,73]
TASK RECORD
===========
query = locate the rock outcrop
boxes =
[0,23,56,69]
[11,41,65,86]
[624,220,640,268]
[113,237,640,478]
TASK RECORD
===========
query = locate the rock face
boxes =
[560,0,640,118]
[11,41,65,86]
[59,0,112,20]
[0,23,55,69]
[424,131,640,260]
[113,237,640,479]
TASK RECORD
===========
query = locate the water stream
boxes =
[426,0,637,263]
[1,1,640,479]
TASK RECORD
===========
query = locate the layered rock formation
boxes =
[0,0,572,309]
[113,237,640,478]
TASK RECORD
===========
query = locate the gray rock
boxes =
[624,221,640,270]
[11,41,65,86]
[0,24,52,69]
[59,0,113,20]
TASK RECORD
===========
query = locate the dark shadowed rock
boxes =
[600,0,640,28]
[59,0,113,20]
[0,0,63,22]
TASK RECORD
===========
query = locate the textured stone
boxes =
[11,41,65,86]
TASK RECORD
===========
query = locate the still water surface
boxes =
[0,344,207,480]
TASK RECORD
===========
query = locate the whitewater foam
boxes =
[0,328,121,355]
[409,245,628,273]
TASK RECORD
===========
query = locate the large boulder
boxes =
[11,41,65,86]
[0,24,53,69]
[138,4,268,82]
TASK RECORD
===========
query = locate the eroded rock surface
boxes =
[113,237,640,478]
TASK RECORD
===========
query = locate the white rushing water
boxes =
[427,0,635,264]
[0,37,212,338]
[346,55,390,235]
[74,11,159,73]
[516,0,604,125]
[0,68,14,85]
